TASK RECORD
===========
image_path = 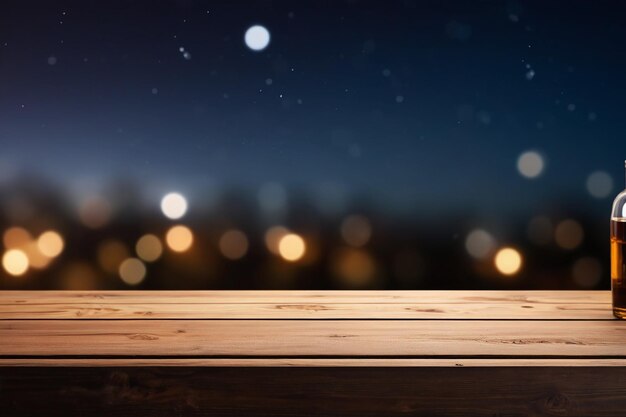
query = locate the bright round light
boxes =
[37,230,64,258]
[586,171,613,199]
[244,25,271,51]
[278,233,306,262]
[135,234,163,262]
[265,226,289,255]
[165,225,194,252]
[465,229,495,259]
[160,192,188,220]
[2,249,29,276]
[517,151,544,179]
[494,247,522,276]
[118,258,146,286]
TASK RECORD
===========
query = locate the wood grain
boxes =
[0,290,611,319]
[2,319,625,357]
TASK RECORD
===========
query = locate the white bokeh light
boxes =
[586,171,613,199]
[517,150,545,179]
[465,229,495,259]
[160,192,188,220]
[244,25,270,51]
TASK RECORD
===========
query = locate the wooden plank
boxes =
[0,301,613,319]
[0,291,611,320]
[3,358,626,367]
[2,367,626,416]
[0,290,609,304]
[2,319,625,357]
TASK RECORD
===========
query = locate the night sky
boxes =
[2,0,626,218]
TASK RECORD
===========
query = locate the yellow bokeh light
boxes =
[3,227,32,249]
[494,247,523,276]
[23,241,51,269]
[332,248,377,287]
[278,233,306,262]
[119,257,147,285]
[219,230,249,260]
[135,234,163,262]
[37,230,64,258]
[2,249,29,276]
[165,225,194,252]
[265,226,289,255]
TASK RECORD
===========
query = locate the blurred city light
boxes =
[586,171,613,199]
[555,219,584,250]
[118,257,146,285]
[494,247,522,275]
[166,225,194,252]
[219,229,249,260]
[517,151,545,179]
[340,215,372,247]
[265,226,289,255]
[572,257,602,288]
[465,229,495,259]
[160,192,188,220]
[3,227,31,249]
[97,239,130,274]
[278,233,306,262]
[135,234,163,262]
[332,248,377,287]
[78,195,111,229]
[2,249,29,276]
[37,230,64,258]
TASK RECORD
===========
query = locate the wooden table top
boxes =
[1,290,624,367]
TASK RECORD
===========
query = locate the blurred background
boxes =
[0,0,624,290]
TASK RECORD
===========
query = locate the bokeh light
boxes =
[97,239,130,274]
[494,247,522,275]
[219,229,249,260]
[3,227,32,249]
[2,249,29,276]
[332,248,377,288]
[166,225,194,252]
[23,241,51,269]
[517,151,544,179]
[118,257,146,285]
[244,25,271,51]
[37,230,64,258]
[160,192,188,220]
[278,233,306,262]
[340,215,372,247]
[265,226,289,255]
[572,257,602,288]
[135,234,163,262]
[78,195,111,229]
[586,171,613,199]
[554,219,584,250]
[465,229,495,259]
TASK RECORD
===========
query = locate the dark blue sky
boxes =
[1,0,625,216]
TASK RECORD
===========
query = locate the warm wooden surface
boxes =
[0,290,620,364]
[2,290,625,416]
[0,290,611,319]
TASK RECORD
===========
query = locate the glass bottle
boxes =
[611,160,626,318]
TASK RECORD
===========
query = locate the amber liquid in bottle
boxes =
[611,218,626,318]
